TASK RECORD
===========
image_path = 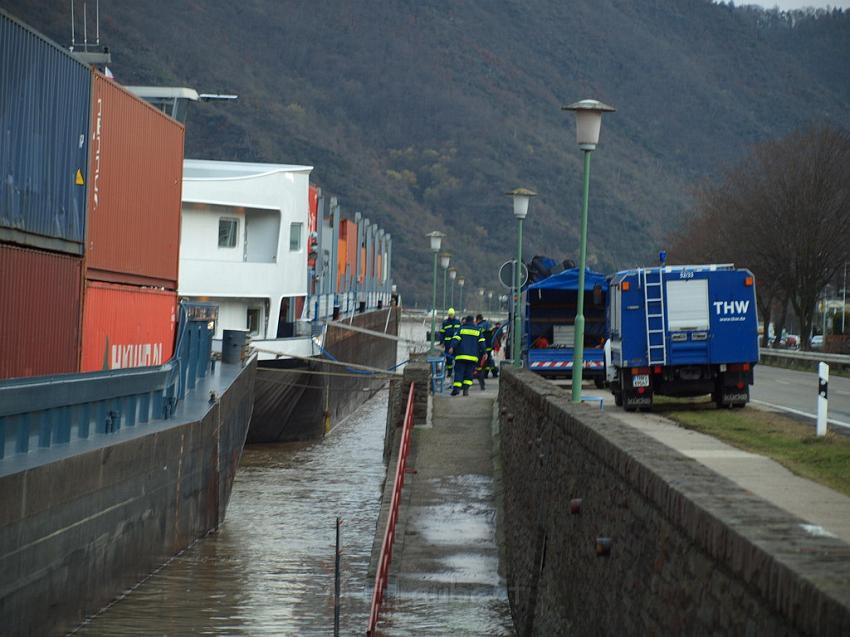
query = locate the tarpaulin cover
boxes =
[526,267,608,292]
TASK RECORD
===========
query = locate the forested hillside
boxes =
[5,0,849,303]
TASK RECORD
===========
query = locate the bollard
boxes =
[222,329,248,364]
[817,362,829,437]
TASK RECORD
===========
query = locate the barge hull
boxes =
[249,307,399,442]
[0,359,256,636]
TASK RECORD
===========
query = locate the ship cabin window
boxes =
[246,308,261,335]
[218,217,239,248]
[289,222,303,251]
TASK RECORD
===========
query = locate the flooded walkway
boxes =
[75,392,390,636]
[376,378,515,636]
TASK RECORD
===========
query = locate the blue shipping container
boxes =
[0,10,91,254]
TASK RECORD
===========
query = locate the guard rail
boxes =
[0,302,214,460]
[367,382,416,635]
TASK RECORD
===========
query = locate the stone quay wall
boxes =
[498,366,850,636]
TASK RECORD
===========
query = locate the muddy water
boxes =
[75,318,497,636]
[75,391,390,636]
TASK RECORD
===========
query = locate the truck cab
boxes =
[607,264,758,411]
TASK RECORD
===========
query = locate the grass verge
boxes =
[653,397,850,497]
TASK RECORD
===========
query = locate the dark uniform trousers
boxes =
[451,324,485,392]
[453,357,476,389]
[440,318,461,376]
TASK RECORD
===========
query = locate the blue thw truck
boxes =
[606,264,759,411]
[524,268,608,386]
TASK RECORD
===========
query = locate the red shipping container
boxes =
[308,184,319,234]
[86,71,185,289]
[337,219,358,288]
[0,244,83,379]
[80,281,177,372]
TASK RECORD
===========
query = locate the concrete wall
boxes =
[383,356,429,463]
[498,367,850,636]
[371,358,430,580]
[0,360,255,636]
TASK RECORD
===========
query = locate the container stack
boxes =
[1,11,185,379]
[79,71,184,372]
[1,12,90,379]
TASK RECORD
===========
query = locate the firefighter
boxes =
[475,314,496,384]
[439,308,461,377]
[448,315,485,396]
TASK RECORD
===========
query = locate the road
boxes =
[752,364,850,430]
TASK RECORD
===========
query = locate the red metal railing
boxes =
[366,382,416,635]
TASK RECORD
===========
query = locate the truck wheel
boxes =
[594,377,605,389]
[614,392,623,407]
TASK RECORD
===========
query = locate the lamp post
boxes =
[458,276,465,313]
[563,99,615,402]
[487,290,493,315]
[843,261,847,334]
[440,253,451,313]
[426,231,446,352]
[448,268,457,308]
[507,187,537,367]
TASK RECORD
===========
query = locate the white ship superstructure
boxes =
[179,159,315,358]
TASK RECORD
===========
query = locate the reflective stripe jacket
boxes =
[451,323,485,362]
[477,319,494,350]
[440,317,461,347]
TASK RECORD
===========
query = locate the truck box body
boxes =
[0,10,91,254]
[85,71,185,289]
[607,265,758,409]
[524,268,608,380]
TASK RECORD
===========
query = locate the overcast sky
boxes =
[751,1,850,8]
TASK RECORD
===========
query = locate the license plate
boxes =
[632,374,650,387]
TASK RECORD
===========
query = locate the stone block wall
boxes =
[498,367,850,636]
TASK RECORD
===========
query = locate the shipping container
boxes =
[80,281,178,372]
[85,71,185,289]
[346,221,358,287]
[337,220,348,289]
[0,244,83,379]
[308,184,319,235]
[0,10,91,254]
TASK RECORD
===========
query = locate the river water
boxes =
[74,318,446,636]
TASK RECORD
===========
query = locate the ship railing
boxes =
[0,302,214,461]
[367,381,416,635]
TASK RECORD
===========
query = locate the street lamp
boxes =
[449,268,457,308]
[507,187,537,367]
[458,276,465,313]
[563,99,615,402]
[440,253,451,313]
[426,231,446,351]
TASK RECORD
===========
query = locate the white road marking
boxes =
[750,399,850,430]
[775,379,791,385]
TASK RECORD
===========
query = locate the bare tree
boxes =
[670,126,850,349]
